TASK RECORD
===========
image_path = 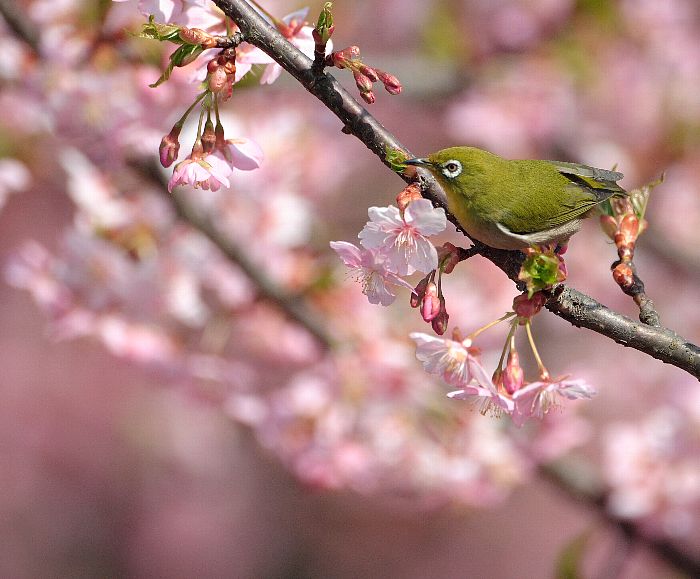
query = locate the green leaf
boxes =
[149,43,204,88]
[139,15,183,43]
[554,531,591,579]
[315,2,334,43]
[629,173,664,221]
[386,147,408,173]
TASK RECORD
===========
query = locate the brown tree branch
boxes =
[213,0,700,380]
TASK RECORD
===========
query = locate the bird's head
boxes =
[405,147,490,190]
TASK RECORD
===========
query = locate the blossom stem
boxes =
[525,320,550,380]
[466,311,515,342]
[495,320,518,376]
[175,91,208,129]
[213,93,222,125]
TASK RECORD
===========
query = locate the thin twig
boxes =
[212,0,700,380]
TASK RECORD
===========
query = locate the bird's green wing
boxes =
[502,160,626,234]
[546,160,626,195]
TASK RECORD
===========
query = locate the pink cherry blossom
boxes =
[213,137,264,171]
[330,241,413,306]
[167,153,231,192]
[511,376,595,427]
[409,332,491,388]
[358,198,446,275]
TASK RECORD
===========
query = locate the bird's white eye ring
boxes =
[441,160,462,178]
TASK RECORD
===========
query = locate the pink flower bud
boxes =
[431,299,449,335]
[159,126,181,168]
[376,69,402,95]
[420,282,440,322]
[503,350,524,395]
[208,66,228,93]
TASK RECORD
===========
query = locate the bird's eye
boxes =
[441,160,462,178]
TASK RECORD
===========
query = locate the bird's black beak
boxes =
[404,157,432,167]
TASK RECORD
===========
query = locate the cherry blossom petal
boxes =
[404,198,447,236]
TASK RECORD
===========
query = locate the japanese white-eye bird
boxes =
[405,146,627,250]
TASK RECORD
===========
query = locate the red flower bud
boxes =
[376,69,402,95]
[513,291,547,319]
[357,63,379,82]
[612,262,634,290]
[438,242,461,274]
[431,299,449,335]
[614,213,639,249]
[201,118,216,154]
[353,71,374,93]
[360,90,376,104]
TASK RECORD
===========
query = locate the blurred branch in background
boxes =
[133,158,334,348]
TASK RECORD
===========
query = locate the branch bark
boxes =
[213,0,700,381]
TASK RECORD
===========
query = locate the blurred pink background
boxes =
[1,0,700,577]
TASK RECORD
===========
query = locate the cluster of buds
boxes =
[206,47,237,100]
[601,204,646,292]
[411,276,449,335]
[599,182,656,293]
[325,46,402,104]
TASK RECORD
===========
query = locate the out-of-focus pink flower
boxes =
[511,376,595,427]
[358,199,446,275]
[0,157,30,210]
[604,408,700,537]
[168,153,231,192]
[128,0,223,29]
[330,241,413,306]
[409,332,493,390]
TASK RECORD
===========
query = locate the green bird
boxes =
[405,146,627,250]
